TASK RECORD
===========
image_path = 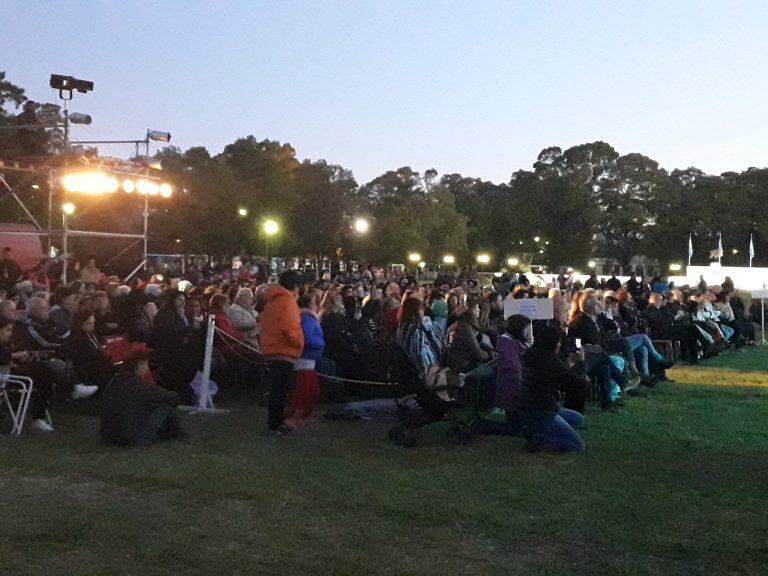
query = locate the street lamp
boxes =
[237,207,248,217]
[533,236,541,243]
[507,257,519,267]
[669,263,682,272]
[353,217,370,234]
[264,219,279,268]
[408,253,421,263]
[588,260,596,268]
[443,254,455,265]
[476,253,490,265]
[62,202,76,215]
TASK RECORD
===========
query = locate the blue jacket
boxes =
[300,309,325,362]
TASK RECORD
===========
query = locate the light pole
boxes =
[61,202,76,283]
[408,252,421,279]
[264,219,279,270]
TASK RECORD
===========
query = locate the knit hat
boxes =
[431,299,448,320]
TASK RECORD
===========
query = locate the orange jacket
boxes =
[259,284,304,359]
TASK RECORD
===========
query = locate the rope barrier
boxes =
[211,324,498,388]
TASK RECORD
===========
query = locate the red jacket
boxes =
[259,285,304,359]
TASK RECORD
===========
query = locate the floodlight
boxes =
[419,262,426,269]
[61,171,118,194]
[136,179,159,195]
[476,254,490,264]
[62,202,76,215]
[588,260,596,268]
[68,113,92,125]
[507,258,519,266]
[159,183,173,198]
[238,207,249,217]
[50,74,93,94]
[148,130,171,142]
[408,253,421,263]
[669,263,682,272]
[443,255,455,264]
[533,236,541,243]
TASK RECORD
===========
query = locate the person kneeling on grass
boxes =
[101,350,183,447]
[519,326,586,454]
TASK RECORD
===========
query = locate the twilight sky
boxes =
[4,0,768,183]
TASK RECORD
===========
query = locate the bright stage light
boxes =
[507,257,519,266]
[122,179,135,193]
[159,183,173,198]
[62,202,76,215]
[61,171,118,194]
[136,179,159,196]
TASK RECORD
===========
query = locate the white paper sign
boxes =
[751,290,768,299]
[504,298,554,321]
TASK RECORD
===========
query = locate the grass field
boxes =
[2,348,768,575]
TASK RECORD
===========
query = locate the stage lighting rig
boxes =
[50,74,94,98]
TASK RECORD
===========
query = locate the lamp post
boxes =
[264,219,279,270]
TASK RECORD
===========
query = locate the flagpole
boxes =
[749,233,754,268]
[718,232,722,265]
[687,233,692,267]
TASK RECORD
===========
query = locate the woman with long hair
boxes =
[65,308,116,389]
[395,296,444,374]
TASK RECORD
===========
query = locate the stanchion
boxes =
[180,314,228,414]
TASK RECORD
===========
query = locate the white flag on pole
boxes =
[716,234,723,261]
[688,234,693,263]
[750,234,755,264]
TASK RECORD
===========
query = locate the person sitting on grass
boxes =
[101,350,183,447]
[518,326,586,454]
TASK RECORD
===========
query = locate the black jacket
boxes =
[520,347,583,412]
[643,305,676,338]
[101,371,180,446]
[568,312,602,346]
[65,332,114,386]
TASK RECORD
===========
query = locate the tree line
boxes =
[2,71,767,270]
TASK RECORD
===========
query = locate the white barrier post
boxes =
[199,314,216,409]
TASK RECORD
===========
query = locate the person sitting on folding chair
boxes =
[0,316,56,432]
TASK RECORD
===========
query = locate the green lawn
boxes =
[2,348,768,575]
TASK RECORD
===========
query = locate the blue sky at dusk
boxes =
[4,0,768,183]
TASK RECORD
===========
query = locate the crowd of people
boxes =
[1,245,765,452]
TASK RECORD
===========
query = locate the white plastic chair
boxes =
[0,374,34,435]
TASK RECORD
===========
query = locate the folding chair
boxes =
[0,374,34,436]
